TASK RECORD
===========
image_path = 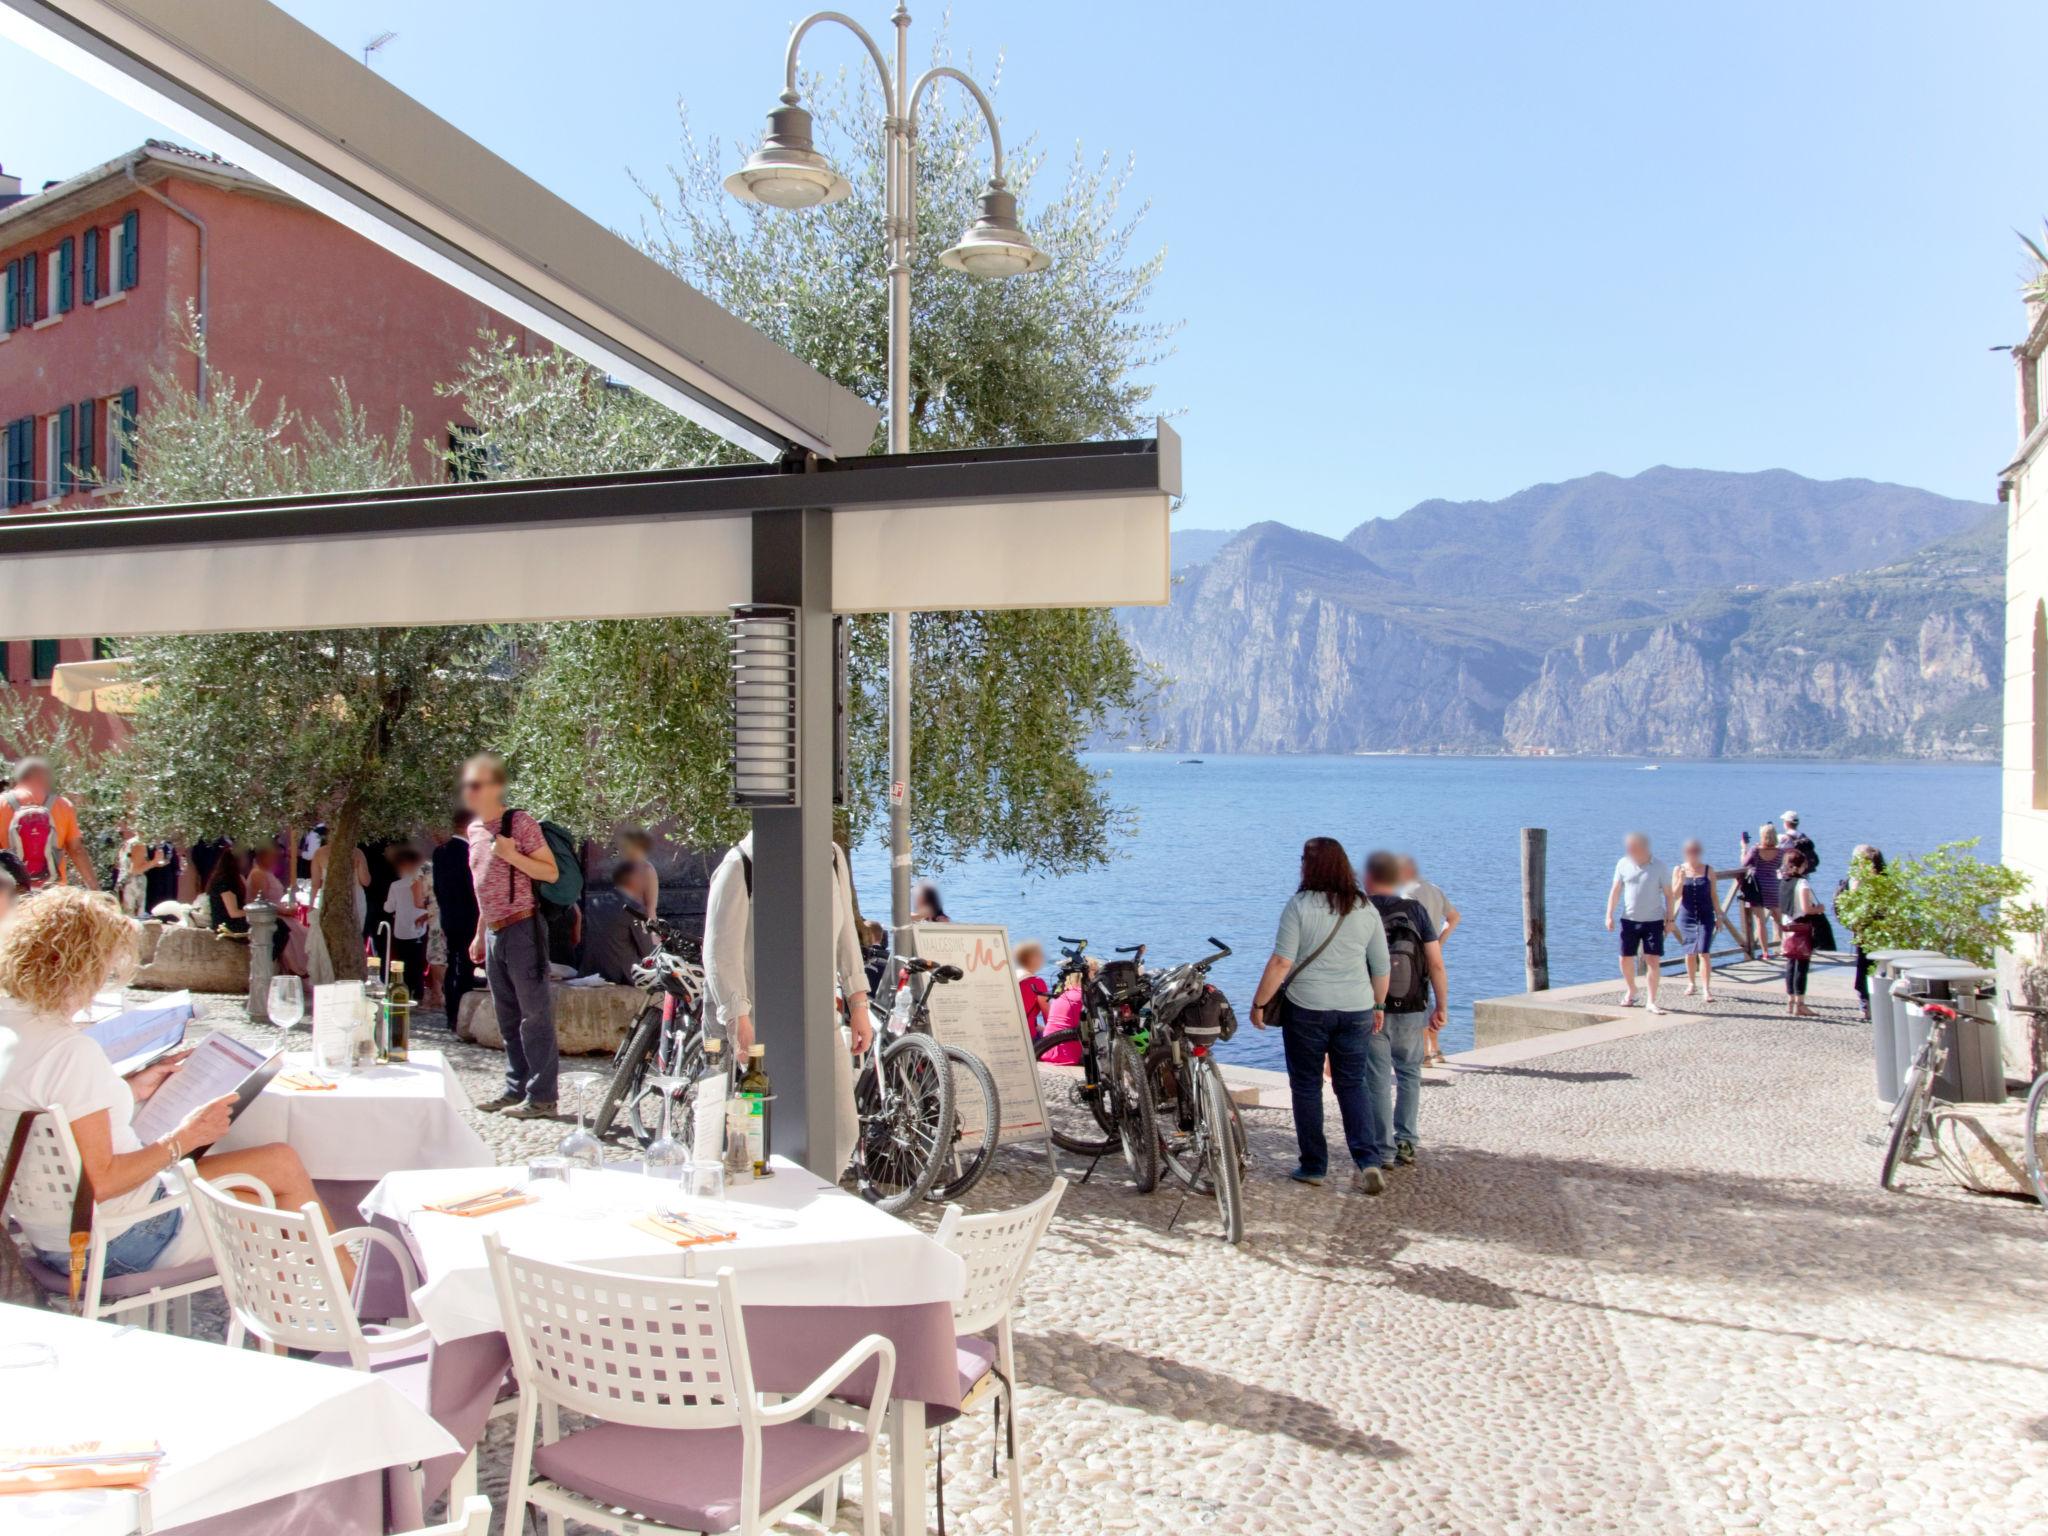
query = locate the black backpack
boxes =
[1381,902,1431,1014]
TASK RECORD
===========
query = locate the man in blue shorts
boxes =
[1604,831,1673,1013]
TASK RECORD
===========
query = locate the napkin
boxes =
[277,1072,337,1092]
[422,1187,534,1218]
[632,1213,738,1248]
[0,1439,162,1495]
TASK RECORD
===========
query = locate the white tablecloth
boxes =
[216,1050,489,1180]
[360,1159,966,1344]
[0,1301,457,1532]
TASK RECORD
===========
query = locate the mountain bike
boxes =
[592,918,707,1145]
[871,957,1001,1202]
[1141,938,1248,1243]
[2004,995,2048,1210]
[1881,1002,1957,1191]
[1032,937,1159,1192]
[849,1009,955,1214]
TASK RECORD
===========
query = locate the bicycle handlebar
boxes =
[1056,935,1087,948]
[1114,943,1145,956]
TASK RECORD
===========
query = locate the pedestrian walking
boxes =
[1780,847,1828,1018]
[1365,849,1447,1170]
[0,758,96,891]
[1738,824,1784,959]
[1670,839,1719,1003]
[432,809,481,1025]
[461,754,562,1119]
[1397,853,1458,1064]
[1248,836,1392,1195]
[1605,832,1673,1013]
[382,846,431,992]
[1779,810,1817,876]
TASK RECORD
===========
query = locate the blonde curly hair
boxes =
[0,887,141,1016]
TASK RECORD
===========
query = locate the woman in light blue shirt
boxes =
[1250,837,1391,1193]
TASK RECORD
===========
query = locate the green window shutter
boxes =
[119,211,140,290]
[31,640,59,682]
[2,259,15,331]
[55,237,74,313]
[55,406,73,495]
[20,251,37,324]
[119,387,139,478]
[75,399,94,486]
[81,228,99,304]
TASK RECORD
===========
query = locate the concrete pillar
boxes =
[749,500,838,1178]
[245,900,279,1022]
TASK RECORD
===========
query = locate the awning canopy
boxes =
[48,656,150,712]
[0,432,1178,639]
[0,0,879,461]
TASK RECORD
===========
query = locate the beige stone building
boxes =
[1998,292,2048,1074]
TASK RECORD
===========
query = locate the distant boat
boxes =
[1639,764,1661,771]
[1178,758,1204,765]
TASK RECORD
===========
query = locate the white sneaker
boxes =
[1645,999,1665,1015]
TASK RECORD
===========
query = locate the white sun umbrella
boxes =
[49,656,152,714]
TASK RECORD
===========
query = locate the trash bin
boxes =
[1866,949,1946,1102]
[1894,963,2001,1105]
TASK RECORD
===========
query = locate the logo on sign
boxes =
[889,780,906,804]
[963,937,1003,973]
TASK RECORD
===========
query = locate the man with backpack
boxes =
[0,758,95,892]
[1364,849,1447,1170]
[460,753,566,1119]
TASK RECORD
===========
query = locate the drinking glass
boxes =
[687,1158,726,1203]
[643,1078,690,1206]
[556,1071,605,1171]
[525,1154,570,1199]
[268,975,306,1033]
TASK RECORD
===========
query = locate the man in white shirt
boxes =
[1604,832,1674,1013]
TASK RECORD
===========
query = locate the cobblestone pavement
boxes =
[179,981,2048,1536]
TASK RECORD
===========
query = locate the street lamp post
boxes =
[727,4,1050,962]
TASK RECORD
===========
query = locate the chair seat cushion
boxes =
[837,1333,997,1417]
[532,1420,870,1532]
[21,1254,215,1301]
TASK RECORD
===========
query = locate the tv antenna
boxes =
[362,30,397,66]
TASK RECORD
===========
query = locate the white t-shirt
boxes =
[1613,856,1672,923]
[385,873,430,940]
[1401,879,1450,935]
[0,1011,167,1253]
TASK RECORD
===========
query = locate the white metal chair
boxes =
[1,1104,232,1328]
[397,1495,491,1536]
[484,1234,895,1536]
[828,1177,1067,1536]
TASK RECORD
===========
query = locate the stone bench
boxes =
[456,981,643,1057]
[130,919,251,994]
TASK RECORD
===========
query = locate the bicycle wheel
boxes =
[853,1031,954,1214]
[1108,1036,1160,1193]
[1881,1046,1937,1191]
[625,1024,705,1148]
[1035,1029,1119,1156]
[1200,1062,1245,1244]
[929,1044,1000,1204]
[2026,1072,2048,1210]
[1151,1047,1206,1191]
[592,1006,660,1141]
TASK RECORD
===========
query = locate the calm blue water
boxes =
[855,755,1999,1068]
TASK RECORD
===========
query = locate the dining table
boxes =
[0,1300,457,1535]
[360,1157,969,1532]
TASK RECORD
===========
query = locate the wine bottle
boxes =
[384,962,412,1063]
[739,1043,772,1178]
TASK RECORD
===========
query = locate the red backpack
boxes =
[3,792,55,886]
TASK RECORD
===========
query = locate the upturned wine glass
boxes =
[556,1070,605,1171]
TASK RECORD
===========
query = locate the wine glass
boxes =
[556,1070,605,1172]
[643,1078,690,1211]
[268,975,306,1034]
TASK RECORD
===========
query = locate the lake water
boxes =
[853,754,2000,1069]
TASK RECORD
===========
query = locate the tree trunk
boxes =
[320,802,366,981]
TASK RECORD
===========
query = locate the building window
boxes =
[93,637,119,660]
[108,387,138,485]
[18,250,37,326]
[118,210,140,292]
[74,397,95,487]
[53,405,75,495]
[30,641,58,682]
[81,227,99,304]
[1,258,15,333]
[41,415,60,500]
[55,236,74,314]
[3,417,31,507]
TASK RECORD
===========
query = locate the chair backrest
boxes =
[936,1176,1067,1335]
[484,1235,756,1431]
[184,1165,366,1362]
[1,1106,87,1231]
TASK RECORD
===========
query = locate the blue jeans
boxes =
[486,915,558,1103]
[1367,1009,1429,1162]
[37,1185,180,1278]
[1280,1007,1378,1175]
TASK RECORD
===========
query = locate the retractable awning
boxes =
[0,0,879,461]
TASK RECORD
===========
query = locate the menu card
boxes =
[130,1033,282,1147]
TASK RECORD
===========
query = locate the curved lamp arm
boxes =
[783,11,897,116]
[908,65,1008,183]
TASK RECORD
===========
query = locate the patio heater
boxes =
[725,3,1053,961]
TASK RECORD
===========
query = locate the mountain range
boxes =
[1123,467,2004,760]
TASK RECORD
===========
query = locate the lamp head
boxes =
[724,99,851,210]
[938,180,1052,278]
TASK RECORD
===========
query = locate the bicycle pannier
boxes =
[1180,985,1238,1044]
[1094,960,1146,1007]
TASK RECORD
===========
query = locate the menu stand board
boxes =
[910,922,1053,1159]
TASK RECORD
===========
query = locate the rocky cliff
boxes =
[1122,468,2003,760]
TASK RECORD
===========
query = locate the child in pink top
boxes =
[1036,951,1098,1065]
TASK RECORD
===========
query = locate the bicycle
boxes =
[849,1005,955,1214]
[592,917,707,1146]
[1032,937,1159,1192]
[871,957,1001,1203]
[1141,937,1248,1243]
[2003,994,2048,1210]
[1881,1002,1958,1191]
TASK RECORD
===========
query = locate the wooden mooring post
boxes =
[1521,826,1549,992]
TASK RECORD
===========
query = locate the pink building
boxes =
[0,141,529,735]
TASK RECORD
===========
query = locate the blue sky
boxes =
[1,1,2038,534]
